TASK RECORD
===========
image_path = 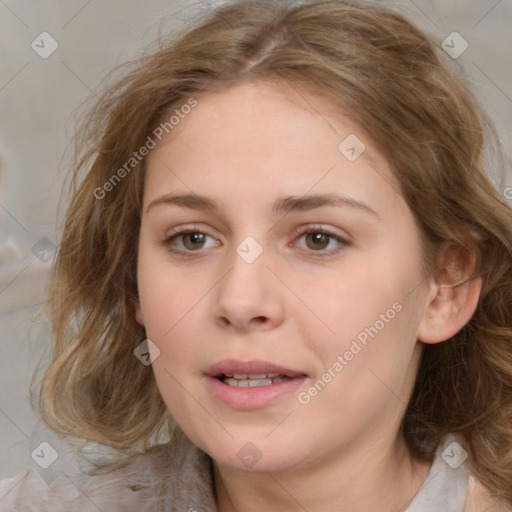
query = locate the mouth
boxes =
[206,360,309,411]
[205,359,308,388]
[205,359,309,409]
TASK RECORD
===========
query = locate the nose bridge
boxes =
[212,238,285,329]
[221,242,269,305]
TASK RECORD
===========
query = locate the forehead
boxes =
[143,80,402,212]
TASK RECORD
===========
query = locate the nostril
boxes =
[219,316,231,327]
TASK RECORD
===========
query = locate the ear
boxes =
[417,234,482,344]
[134,300,145,327]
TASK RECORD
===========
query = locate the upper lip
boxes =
[205,359,308,378]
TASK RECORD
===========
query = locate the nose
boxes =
[212,247,285,333]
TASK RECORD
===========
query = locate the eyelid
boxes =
[164,223,348,238]
[291,224,349,240]
[165,223,211,236]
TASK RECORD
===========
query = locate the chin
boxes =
[206,440,308,474]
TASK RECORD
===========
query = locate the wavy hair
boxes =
[33,0,512,504]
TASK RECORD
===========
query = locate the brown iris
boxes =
[305,232,330,250]
[182,232,206,250]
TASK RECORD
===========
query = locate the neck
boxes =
[213,433,431,512]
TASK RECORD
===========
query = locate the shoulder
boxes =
[0,434,216,512]
[1,468,50,510]
[0,466,158,512]
[1,468,79,511]
[464,476,512,512]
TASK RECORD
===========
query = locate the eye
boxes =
[162,225,349,257]
[293,226,350,255]
[164,229,219,252]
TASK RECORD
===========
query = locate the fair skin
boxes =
[134,80,482,512]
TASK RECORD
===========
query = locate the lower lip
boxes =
[206,376,308,409]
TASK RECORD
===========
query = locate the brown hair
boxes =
[33,0,512,504]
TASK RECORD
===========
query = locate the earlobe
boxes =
[417,239,482,344]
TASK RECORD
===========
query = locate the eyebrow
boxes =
[145,193,380,218]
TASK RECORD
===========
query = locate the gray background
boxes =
[1,0,511,484]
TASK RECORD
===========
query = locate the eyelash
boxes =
[163,225,351,258]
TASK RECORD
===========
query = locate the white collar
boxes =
[405,434,469,512]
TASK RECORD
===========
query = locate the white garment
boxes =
[405,434,469,512]
[0,432,503,512]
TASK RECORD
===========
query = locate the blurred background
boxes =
[0,0,511,484]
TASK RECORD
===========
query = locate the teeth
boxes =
[223,375,293,387]
[231,373,288,380]
[248,378,272,387]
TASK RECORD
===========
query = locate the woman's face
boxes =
[135,80,432,473]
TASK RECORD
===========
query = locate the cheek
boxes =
[137,247,206,338]
[299,308,420,444]
[136,246,219,351]
[294,249,423,395]
[318,291,422,421]
[291,256,405,352]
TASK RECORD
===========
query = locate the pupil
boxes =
[185,233,204,249]
[307,233,328,250]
